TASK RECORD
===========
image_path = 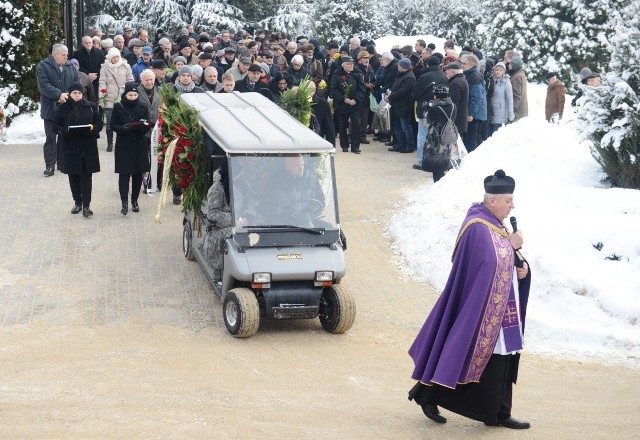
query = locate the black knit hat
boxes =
[484,170,515,194]
[427,55,441,67]
[123,81,138,95]
[68,82,83,93]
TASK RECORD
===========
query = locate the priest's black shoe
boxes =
[485,417,530,429]
[422,404,446,424]
[131,201,140,212]
[71,204,82,214]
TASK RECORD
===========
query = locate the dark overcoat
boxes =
[111,99,151,174]
[53,99,102,174]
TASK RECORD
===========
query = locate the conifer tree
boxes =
[577,2,640,189]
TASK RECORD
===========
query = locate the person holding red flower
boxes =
[329,56,367,153]
[111,82,152,215]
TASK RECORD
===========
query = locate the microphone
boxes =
[510,216,524,267]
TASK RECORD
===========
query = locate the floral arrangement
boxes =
[279,76,314,126]
[340,75,351,98]
[155,83,207,221]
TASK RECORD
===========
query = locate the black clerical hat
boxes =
[484,170,515,194]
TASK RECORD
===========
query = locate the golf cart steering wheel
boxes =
[286,198,324,219]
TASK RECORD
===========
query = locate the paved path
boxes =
[0,140,218,330]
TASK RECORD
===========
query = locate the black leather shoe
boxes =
[486,417,530,429]
[71,204,82,214]
[172,195,181,205]
[106,144,113,152]
[44,167,54,177]
[412,164,423,170]
[351,149,361,154]
[422,404,446,424]
[121,202,128,215]
[385,141,394,146]
[360,139,370,144]
[388,147,399,152]
[82,207,93,217]
[400,149,415,153]
[131,201,139,212]
[342,148,349,152]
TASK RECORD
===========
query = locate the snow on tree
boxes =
[422,0,483,48]
[109,0,190,35]
[259,3,314,38]
[378,0,426,37]
[0,2,38,122]
[191,1,245,33]
[481,0,627,86]
[577,2,640,189]
[312,0,379,45]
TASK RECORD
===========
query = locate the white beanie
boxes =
[106,47,121,60]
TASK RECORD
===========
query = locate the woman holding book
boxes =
[53,82,103,217]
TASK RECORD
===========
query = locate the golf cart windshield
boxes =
[230,153,338,230]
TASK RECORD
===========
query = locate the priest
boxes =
[408,169,532,429]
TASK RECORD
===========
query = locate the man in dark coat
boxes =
[408,170,531,430]
[234,64,269,93]
[329,56,366,154]
[72,36,105,101]
[461,54,488,152]
[36,43,79,176]
[412,55,448,169]
[386,58,417,153]
[445,62,469,138]
[308,82,335,146]
[374,53,399,143]
[356,51,375,144]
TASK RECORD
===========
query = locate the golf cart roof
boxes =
[179,92,334,154]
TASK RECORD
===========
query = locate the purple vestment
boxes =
[409,203,531,389]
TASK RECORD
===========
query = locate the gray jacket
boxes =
[36,56,79,120]
[490,76,514,124]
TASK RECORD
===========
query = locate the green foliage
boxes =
[0,0,62,124]
[280,78,314,127]
[578,2,640,189]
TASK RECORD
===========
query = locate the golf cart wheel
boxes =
[223,288,260,338]
[319,285,356,334]
[183,221,195,261]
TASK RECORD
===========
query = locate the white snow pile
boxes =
[2,110,45,145]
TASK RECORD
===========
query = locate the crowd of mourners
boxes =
[36,24,602,214]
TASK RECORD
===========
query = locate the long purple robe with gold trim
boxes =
[409,202,531,389]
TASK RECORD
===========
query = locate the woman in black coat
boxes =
[53,82,102,217]
[111,81,151,215]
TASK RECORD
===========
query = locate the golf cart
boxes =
[180,92,354,338]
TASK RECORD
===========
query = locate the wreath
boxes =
[154,84,208,222]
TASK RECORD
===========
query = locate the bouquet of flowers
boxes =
[280,76,315,126]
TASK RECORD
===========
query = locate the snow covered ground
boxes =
[390,83,640,366]
[4,111,45,145]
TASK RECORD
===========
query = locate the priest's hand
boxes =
[509,231,524,249]
[517,261,529,280]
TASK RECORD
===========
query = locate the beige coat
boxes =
[98,61,133,108]
[545,81,566,120]
[510,69,528,118]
